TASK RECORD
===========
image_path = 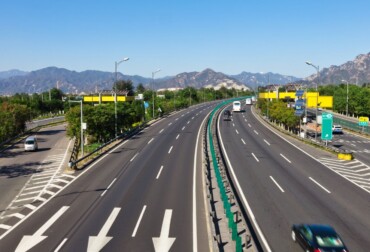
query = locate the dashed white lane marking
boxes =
[101,178,117,197]
[309,177,331,193]
[241,139,246,145]
[132,205,147,237]
[248,123,252,128]
[168,122,172,126]
[264,139,271,146]
[252,153,259,162]
[148,138,154,144]
[159,129,164,134]
[156,166,164,179]
[187,121,190,124]
[254,130,259,135]
[168,146,173,154]
[280,153,292,164]
[182,126,185,131]
[270,176,285,193]
[176,134,180,140]
[236,129,239,134]
[130,153,139,162]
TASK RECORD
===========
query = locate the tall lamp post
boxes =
[114,57,130,138]
[305,61,320,141]
[152,69,161,118]
[342,79,349,116]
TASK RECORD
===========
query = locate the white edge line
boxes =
[269,176,285,193]
[156,166,164,179]
[218,108,272,252]
[132,205,147,237]
[101,178,117,197]
[309,177,331,193]
[193,110,212,252]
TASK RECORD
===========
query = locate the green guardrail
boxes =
[208,98,245,252]
[333,117,370,134]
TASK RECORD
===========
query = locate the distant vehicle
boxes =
[251,96,256,102]
[223,110,231,121]
[246,98,252,105]
[232,101,242,112]
[292,224,348,252]
[24,136,38,151]
[332,125,343,134]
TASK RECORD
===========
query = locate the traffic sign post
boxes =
[321,112,333,142]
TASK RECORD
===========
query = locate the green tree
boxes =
[115,80,134,96]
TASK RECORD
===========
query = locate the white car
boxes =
[24,136,38,151]
[332,125,343,134]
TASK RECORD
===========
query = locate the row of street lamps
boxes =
[114,57,161,137]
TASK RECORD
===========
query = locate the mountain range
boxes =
[1,52,369,95]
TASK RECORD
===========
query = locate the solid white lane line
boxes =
[264,139,270,146]
[101,178,117,197]
[159,129,164,134]
[156,166,164,179]
[217,113,272,252]
[148,138,154,144]
[270,176,285,193]
[130,153,139,162]
[132,205,147,237]
[176,134,180,140]
[280,154,292,163]
[252,153,259,162]
[168,146,173,154]
[182,126,185,131]
[55,238,68,252]
[254,130,259,135]
[236,129,239,134]
[241,139,246,145]
[309,177,331,193]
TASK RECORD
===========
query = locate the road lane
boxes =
[219,105,370,251]
[0,103,215,252]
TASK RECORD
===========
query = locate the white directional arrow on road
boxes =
[15,206,69,252]
[152,209,176,252]
[87,207,121,252]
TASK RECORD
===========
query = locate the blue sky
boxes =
[1,0,370,78]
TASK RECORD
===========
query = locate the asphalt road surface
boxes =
[0,103,216,252]
[218,105,370,251]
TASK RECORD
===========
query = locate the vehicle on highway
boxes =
[332,124,343,134]
[223,110,231,121]
[24,136,38,151]
[246,98,252,105]
[232,101,242,112]
[292,224,348,252]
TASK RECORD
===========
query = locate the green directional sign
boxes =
[321,112,333,141]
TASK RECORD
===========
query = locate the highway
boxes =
[218,105,370,251]
[0,104,215,252]
[0,124,72,229]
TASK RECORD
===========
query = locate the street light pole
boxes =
[305,61,320,141]
[152,69,161,118]
[114,57,130,138]
[342,80,349,116]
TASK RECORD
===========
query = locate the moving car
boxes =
[332,124,343,134]
[223,110,231,121]
[24,136,38,151]
[292,224,348,252]
[232,101,242,112]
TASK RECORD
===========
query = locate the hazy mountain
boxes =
[305,52,370,85]
[156,68,250,91]
[230,72,301,90]
[0,69,28,79]
[0,67,152,95]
